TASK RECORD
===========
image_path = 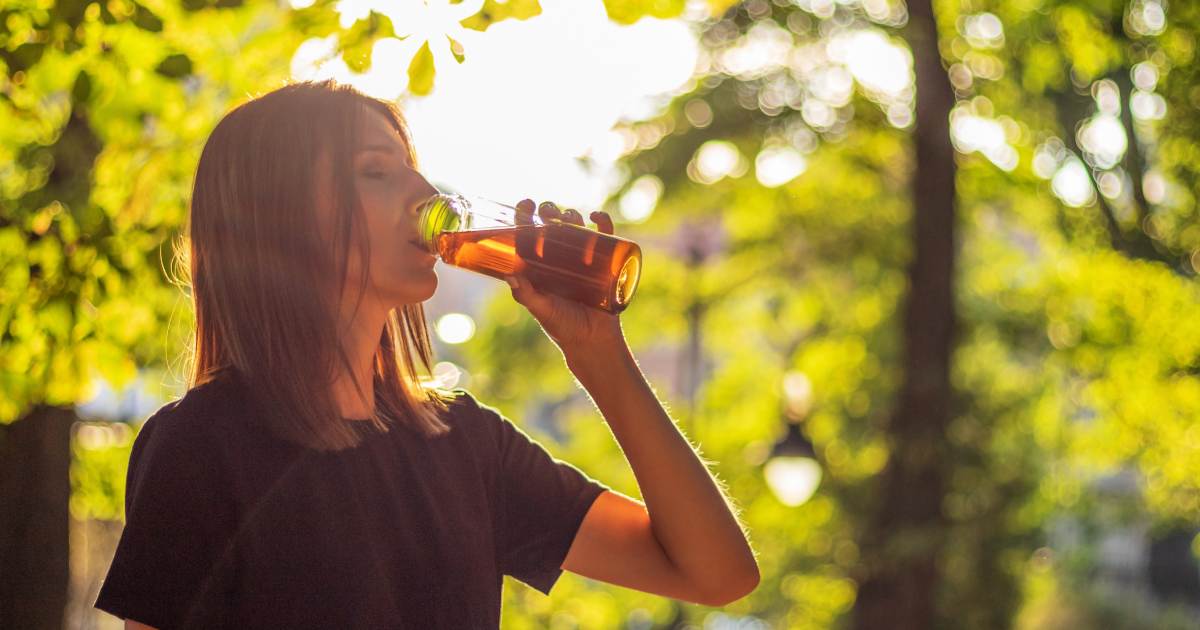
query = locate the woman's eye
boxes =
[362,170,388,180]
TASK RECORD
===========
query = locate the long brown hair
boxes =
[184,80,452,451]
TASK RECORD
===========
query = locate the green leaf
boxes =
[130,2,164,32]
[342,41,372,73]
[602,0,685,25]
[58,0,93,28]
[407,40,435,96]
[154,53,193,78]
[288,2,341,39]
[447,35,465,63]
[98,2,119,24]
[72,70,92,104]
[4,42,46,73]
[706,0,740,17]
[339,11,395,73]
[460,0,541,32]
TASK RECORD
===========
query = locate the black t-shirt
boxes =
[93,372,611,629]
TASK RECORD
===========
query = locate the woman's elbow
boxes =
[701,564,761,607]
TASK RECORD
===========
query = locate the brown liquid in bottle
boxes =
[435,222,642,314]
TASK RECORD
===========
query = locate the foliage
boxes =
[463,0,1200,626]
[1,0,307,424]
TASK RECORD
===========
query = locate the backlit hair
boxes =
[183,80,452,451]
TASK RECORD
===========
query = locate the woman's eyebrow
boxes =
[357,144,400,155]
[356,144,415,167]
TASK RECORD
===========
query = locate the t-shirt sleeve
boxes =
[93,403,238,629]
[457,390,612,595]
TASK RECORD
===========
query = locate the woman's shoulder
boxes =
[438,388,537,444]
[437,387,507,435]
[441,387,507,423]
[132,372,251,453]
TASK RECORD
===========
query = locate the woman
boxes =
[94,80,759,629]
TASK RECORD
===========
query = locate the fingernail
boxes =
[506,276,520,289]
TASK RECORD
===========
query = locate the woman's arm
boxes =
[504,201,759,605]
[558,334,760,605]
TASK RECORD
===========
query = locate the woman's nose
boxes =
[407,174,440,217]
[417,173,440,200]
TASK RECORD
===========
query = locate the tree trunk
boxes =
[852,0,958,627]
[0,406,75,630]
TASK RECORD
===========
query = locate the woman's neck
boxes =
[333,299,388,420]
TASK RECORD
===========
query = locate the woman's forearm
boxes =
[561,335,760,595]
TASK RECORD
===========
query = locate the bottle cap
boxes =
[416,194,464,253]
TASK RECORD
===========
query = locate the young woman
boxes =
[94,80,759,629]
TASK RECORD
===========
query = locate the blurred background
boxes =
[2,0,1199,628]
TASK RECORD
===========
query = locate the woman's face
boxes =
[316,107,440,312]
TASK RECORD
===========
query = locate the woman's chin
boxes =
[390,273,438,305]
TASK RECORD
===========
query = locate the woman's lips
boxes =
[409,240,436,262]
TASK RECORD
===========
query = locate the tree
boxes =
[851,0,957,625]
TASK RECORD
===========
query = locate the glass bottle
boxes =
[416,193,642,314]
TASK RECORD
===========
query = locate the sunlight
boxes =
[1077,114,1127,170]
[950,107,1018,171]
[1128,0,1166,37]
[828,28,912,100]
[961,12,1004,48]
[1131,62,1159,91]
[755,145,807,188]
[618,175,663,223]
[290,0,698,212]
[1051,158,1096,208]
[690,140,747,185]
[1131,91,1167,121]
[718,19,794,80]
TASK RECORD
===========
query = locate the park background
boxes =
[2,0,1200,628]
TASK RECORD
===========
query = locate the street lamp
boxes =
[764,422,822,506]
[764,371,822,506]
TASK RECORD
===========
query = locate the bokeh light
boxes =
[1052,158,1097,208]
[431,361,463,389]
[755,146,807,188]
[435,312,476,344]
[618,175,663,223]
[690,140,747,185]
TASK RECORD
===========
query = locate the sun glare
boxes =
[292,0,699,213]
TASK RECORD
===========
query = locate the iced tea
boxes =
[435,222,642,314]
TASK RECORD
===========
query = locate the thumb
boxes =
[507,274,555,318]
[505,275,524,303]
[505,274,538,305]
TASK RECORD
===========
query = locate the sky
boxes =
[291,0,700,212]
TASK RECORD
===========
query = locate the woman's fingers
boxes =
[537,200,565,224]
[561,207,585,226]
[527,200,614,233]
[590,211,615,234]
[516,198,536,225]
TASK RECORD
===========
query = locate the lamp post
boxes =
[764,371,822,506]
[672,217,727,435]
